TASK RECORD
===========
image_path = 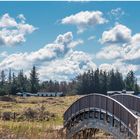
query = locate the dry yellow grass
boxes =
[0,95,111,138]
[0,95,80,138]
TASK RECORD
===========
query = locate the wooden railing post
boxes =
[112,101,114,127]
[105,97,107,122]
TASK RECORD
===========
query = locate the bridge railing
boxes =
[112,94,140,114]
[64,93,138,136]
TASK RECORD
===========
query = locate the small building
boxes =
[37,92,63,97]
[16,92,37,97]
[16,92,63,97]
[56,92,64,97]
[107,90,134,96]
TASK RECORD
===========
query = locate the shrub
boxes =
[22,105,56,121]
[2,112,12,120]
[0,96,16,102]
[23,107,37,120]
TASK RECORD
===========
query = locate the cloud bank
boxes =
[97,24,140,64]
[0,32,96,81]
[96,23,140,79]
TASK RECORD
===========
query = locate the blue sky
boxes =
[0,1,140,83]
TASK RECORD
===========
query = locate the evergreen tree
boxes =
[0,70,7,95]
[94,69,100,93]
[134,82,139,94]
[100,71,107,94]
[115,70,124,91]
[89,70,95,93]
[17,70,28,92]
[125,71,136,91]
[0,70,5,86]
[11,72,18,95]
[30,66,39,93]
[108,70,116,91]
[8,69,12,95]
[76,74,85,94]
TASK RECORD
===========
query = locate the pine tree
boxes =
[8,69,12,95]
[108,69,116,91]
[115,70,124,91]
[89,70,95,93]
[0,70,7,95]
[94,69,100,93]
[134,82,139,94]
[11,73,18,95]
[30,66,39,93]
[100,71,107,94]
[125,71,136,91]
[0,70,5,86]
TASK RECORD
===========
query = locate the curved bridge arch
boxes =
[112,94,140,116]
[63,93,138,139]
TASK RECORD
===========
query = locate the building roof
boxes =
[107,90,134,94]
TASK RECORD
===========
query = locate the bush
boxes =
[0,105,56,122]
[23,107,37,120]
[22,105,56,121]
[2,112,12,120]
[0,96,16,102]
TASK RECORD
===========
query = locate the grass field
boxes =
[0,95,111,139]
[0,96,80,138]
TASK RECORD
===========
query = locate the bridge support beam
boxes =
[66,115,135,139]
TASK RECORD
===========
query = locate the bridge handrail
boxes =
[112,94,140,114]
[64,93,138,136]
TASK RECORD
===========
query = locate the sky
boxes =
[0,1,140,83]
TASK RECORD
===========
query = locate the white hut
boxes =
[37,92,63,97]
[107,90,134,96]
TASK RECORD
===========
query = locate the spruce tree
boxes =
[0,70,5,86]
[94,69,100,93]
[100,71,107,94]
[125,71,135,91]
[8,69,12,95]
[30,66,39,93]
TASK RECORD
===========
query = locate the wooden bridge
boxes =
[63,93,140,139]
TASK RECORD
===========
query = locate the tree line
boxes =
[0,66,139,96]
[0,66,39,96]
[75,69,139,95]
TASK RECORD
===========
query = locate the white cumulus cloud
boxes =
[100,24,132,44]
[97,24,140,65]
[0,13,36,46]
[61,11,108,33]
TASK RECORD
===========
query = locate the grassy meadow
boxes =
[0,95,112,139]
[0,96,80,138]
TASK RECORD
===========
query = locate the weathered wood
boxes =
[63,93,139,139]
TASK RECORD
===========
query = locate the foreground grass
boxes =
[0,120,65,138]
